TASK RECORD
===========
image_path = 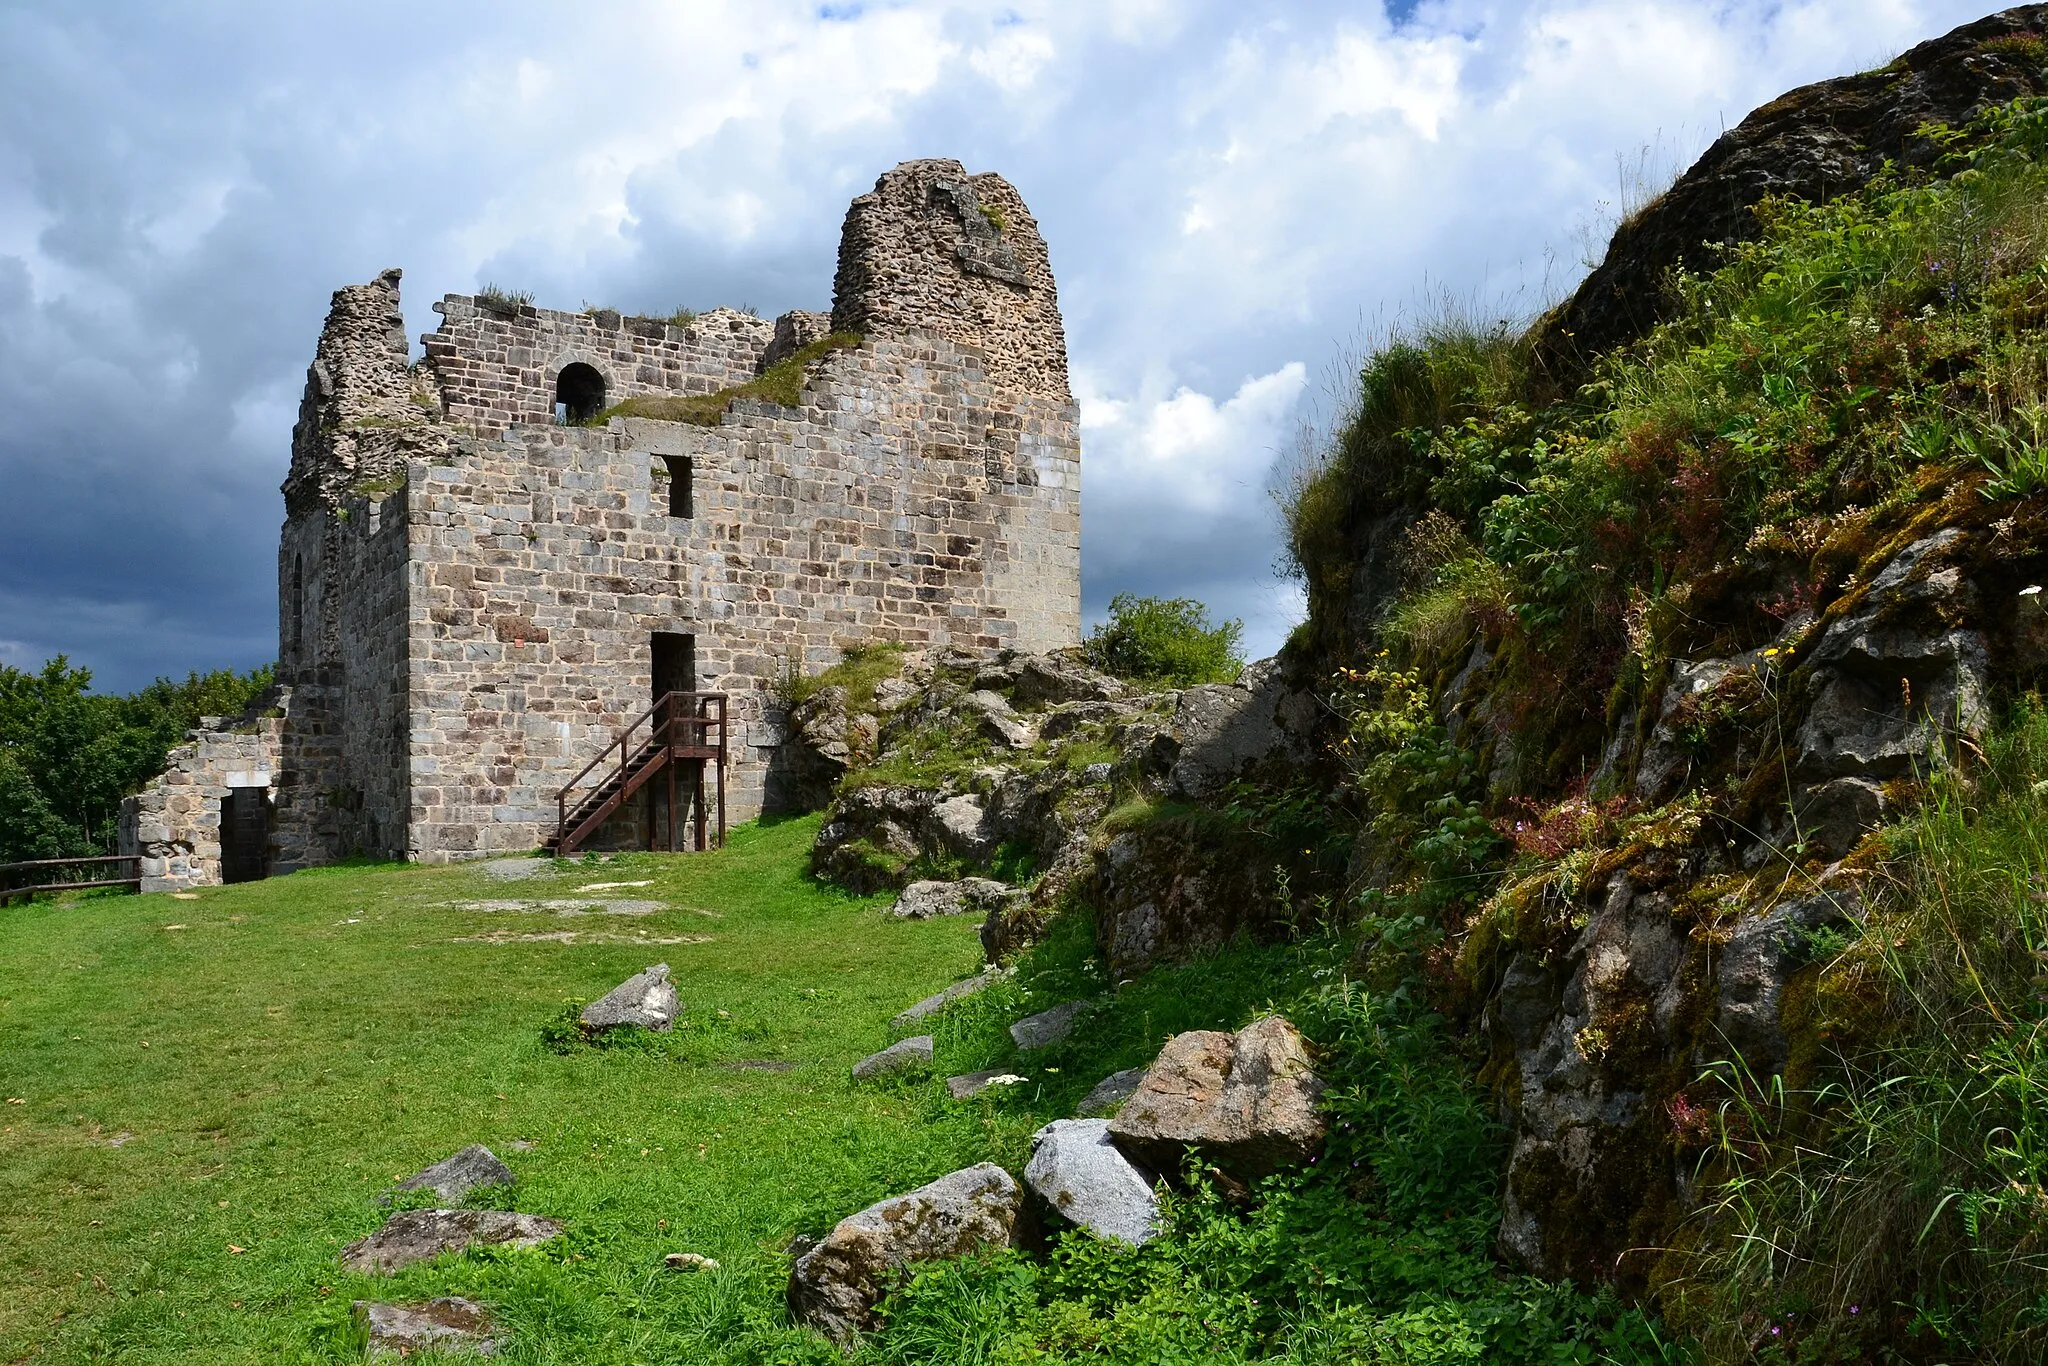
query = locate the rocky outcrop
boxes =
[1107,1017,1326,1184]
[1025,1119,1161,1246]
[1092,822,1273,979]
[1166,658,1318,801]
[341,1209,563,1274]
[1530,6,2048,385]
[787,1163,1028,1342]
[1487,527,2007,1280]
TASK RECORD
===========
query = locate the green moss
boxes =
[598,332,862,426]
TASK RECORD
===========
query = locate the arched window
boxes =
[554,363,606,424]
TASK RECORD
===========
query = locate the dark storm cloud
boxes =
[0,0,2003,687]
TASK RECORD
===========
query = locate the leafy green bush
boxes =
[0,657,274,860]
[1084,593,1244,686]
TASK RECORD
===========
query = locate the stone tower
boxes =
[122,160,1082,886]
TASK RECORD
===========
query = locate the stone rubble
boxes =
[1025,1119,1161,1247]
[1010,1000,1087,1051]
[851,1035,934,1081]
[787,1163,1028,1342]
[579,963,679,1033]
[341,1208,563,1274]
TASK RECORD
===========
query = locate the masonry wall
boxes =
[395,322,1080,858]
[424,302,774,436]
[120,157,1085,879]
[120,698,285,892]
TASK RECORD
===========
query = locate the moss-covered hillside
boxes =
[1279,88,2048,1361]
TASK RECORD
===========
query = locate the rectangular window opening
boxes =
[663,456,694,518]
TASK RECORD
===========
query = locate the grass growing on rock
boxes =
[599,333,862,427]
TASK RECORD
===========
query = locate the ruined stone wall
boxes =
[833,160,1069,404]
[393,325,1080,857]
[130,157,1083,877]
[119,696,286,893]
[423,301,774,435]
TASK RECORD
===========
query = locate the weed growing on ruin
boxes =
[599,331,862,426]
[475,283,533,316]
[775,641,909,713]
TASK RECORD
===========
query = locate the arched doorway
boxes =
[554,362,606,424]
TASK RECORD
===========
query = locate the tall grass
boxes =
[1668,701,2048,1360]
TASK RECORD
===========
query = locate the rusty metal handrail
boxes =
[554,692,728,855]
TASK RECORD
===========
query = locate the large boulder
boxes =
[889,877,1024,920]
[341,1209,563,1274]
[787,1163,1027,1342]
[1165,658,1317,802]
[580,963,679,1033]
[851,1035,933,1081]
[391,1145,513,1203]
[1108,1017,1326,1183]
[355,1297,503,1358]
[1024,1119,1161,1246]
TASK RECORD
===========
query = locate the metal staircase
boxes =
[550,692,728,856]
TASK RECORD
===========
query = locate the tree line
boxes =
[0,658,274,863]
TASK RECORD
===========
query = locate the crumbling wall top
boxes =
[831,159,1070,405]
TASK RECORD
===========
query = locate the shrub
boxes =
[1083,593,1244,686]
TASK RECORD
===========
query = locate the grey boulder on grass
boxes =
[787,1163,1027,1342]
[851,1034,934,1081]
[580,963,679,1032]
[390,1144,513,1203]
[1024,1118,1161,1246]
[1010,999,1087,1050]
[341,1208,563,1274]
[355,1297,504,1357]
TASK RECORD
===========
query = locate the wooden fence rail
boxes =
[0,855,143,907]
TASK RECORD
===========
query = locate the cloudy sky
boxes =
[0,0,2007,690]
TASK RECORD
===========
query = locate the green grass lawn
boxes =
[0,815,1305,1364]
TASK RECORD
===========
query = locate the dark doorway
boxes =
[220,787,271,884]
[652,632,696,703]
[662,456,694,518]
[554,363,607,424]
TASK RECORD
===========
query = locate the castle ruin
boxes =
[120,160,1081,888]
